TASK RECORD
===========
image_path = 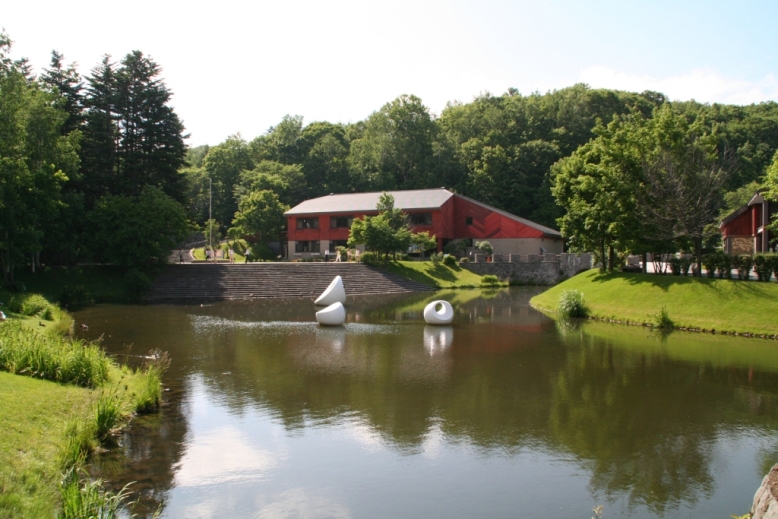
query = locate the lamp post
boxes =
[209,177,212,256]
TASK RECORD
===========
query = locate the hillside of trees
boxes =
[3,28,778,282]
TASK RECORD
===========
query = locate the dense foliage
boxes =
[0,32,189,281]
[4,28,778,281]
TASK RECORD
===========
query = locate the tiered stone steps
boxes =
[144,263,433,302]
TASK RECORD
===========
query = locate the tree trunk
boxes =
[600,241,606,273]
[642,252,648,274]
[694,237,703,277]
[608,245,615,272]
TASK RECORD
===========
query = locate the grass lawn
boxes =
[381,260,495,288]
[0,372,94,517]
[531,269,778,336]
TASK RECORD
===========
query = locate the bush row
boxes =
[700,253,778,281]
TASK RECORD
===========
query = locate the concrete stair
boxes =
[144,263,433,302]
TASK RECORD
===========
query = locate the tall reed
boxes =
[58,468,135,519]
[134,350,170,413]
[0,321,109,387]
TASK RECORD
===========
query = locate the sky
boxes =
[4,0,778,146]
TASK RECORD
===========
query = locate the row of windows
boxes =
[296,213,462,230]
[294,240,350,253]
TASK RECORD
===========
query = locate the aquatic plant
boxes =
[0,321,109,387]
[650,306,674,329]
[134,350,170,413]
[58,468,135,519]
[480,274,500,287]
[57,418,96,470]
[557,289,588,318]
[94,390,123,446]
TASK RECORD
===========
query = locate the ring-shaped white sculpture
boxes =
[314,276,346,306]
[423,300,454,325]
[316,302,346,326]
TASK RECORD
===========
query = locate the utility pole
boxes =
[209,177,213,254]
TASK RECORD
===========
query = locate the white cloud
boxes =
[578,66,778,105]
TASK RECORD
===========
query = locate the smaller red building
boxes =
[284,188,563,258]
[720,193,775,254]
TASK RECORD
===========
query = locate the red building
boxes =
[720,193,775,254]
[284,188,563,258]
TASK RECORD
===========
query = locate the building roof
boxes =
[285,188,455,215]
[720,192,765,228]
[286,188,561,237]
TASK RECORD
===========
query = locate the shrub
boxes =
[124,269,151,298]
[557,290,588,319]
[59,285,95,311]
[732,255,753,280]
[669,256,682,276]
[475,241,493,255]
[430,252,444,265]
[754,254,773,282]
[8,293,55,318]
[481,274,500,287]
[702,254,718,278]
[459,257,469,263]
[443,255,457,267]
[650,306,674,329]
[680,257,693,276]
[360,251,380,265]
[716,253,732,279]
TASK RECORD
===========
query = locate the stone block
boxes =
[528,254,540,263]
[475,254,484,263]
[544,253,558,262]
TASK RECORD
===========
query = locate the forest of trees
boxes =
[3,29,778,283]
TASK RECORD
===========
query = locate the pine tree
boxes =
[41,50,84,136]
[80,55,117,204]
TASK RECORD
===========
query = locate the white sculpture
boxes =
[423,300,454,325]
[316,302,346,326]
[424,326,453,355]
[315,276,346,306]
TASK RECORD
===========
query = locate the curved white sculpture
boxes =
[424,325,453,355]
[316,302,346,326]
[315,276,346,306]
[423,300,454,325]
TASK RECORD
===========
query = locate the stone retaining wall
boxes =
[462,253,592,285]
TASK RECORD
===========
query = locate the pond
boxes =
[74,288,778,518]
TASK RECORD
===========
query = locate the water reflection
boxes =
[423,326,453,356]
[75,288,778,518]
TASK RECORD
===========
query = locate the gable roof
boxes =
[455,193,562,237]
[285,188,455,215]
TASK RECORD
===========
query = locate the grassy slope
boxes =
[0,296,148,517]
[531,269,778,336]
[0,372,93,517]
[382,260,489,288]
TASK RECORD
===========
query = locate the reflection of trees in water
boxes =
[547,335,778,514]
[82,293,778,517]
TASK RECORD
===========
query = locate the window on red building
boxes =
[330,216,354,228]
[409,213,432,226]
[296,217,319,229]
[295,240,321,253]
